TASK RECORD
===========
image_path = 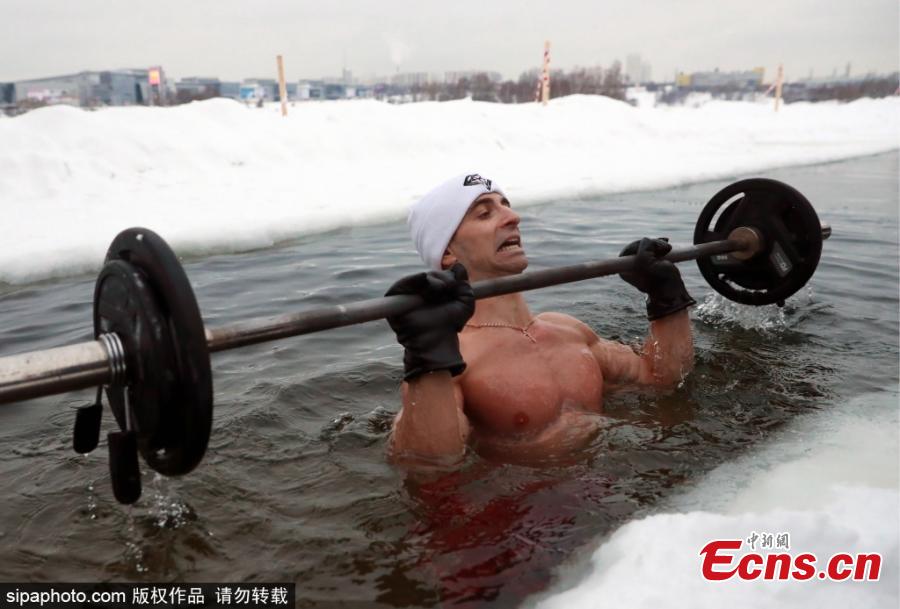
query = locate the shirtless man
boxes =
[387,173,695,463]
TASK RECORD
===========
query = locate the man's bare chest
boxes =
[458,322,604,436]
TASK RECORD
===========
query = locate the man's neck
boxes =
[469,292,532,326]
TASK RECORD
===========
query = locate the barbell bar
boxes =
[0,230,828,406]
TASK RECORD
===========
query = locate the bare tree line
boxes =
[409,63,627,103]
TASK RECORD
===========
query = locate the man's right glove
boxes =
[385,263,475,381]
[619,237,696,321]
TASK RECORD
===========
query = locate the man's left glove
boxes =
[619,237,696,321]
[385,263,475,381]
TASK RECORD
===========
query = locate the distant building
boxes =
[782,72,899,103]
[220,81,241,99]
[12,70,149,106]
[0,83,14,104]
[625,54,652,85]
[244,78,280,100]
[675,72,692,88]
[297,79,371,101]
[297,80,322,100]
[677,68,765,90]
[175,77,222,101]
[4,68,166,112]
[19,72,99,106]
[239,82,267,102]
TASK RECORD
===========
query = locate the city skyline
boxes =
[1,0,897,83]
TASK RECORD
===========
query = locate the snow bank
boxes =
[1,95,897,283]
[529,388,899,609]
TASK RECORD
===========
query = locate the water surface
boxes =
[0,152,897,608]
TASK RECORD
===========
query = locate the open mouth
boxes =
[497,236,522,253]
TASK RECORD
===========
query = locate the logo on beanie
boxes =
[463,174,492,190]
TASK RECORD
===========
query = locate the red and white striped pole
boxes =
[540,40,551,105]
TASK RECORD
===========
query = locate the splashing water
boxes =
[86,482,98,521]
[123,508,147,573]
[79,454,99,521]
[149,473,192,529]
[695,293,789,332]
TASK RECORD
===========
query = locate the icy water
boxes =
[0,153,897,608]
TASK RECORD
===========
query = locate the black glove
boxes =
[619,238,696,321]
[385,263,475,381]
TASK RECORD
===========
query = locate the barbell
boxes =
[0,178,830,504]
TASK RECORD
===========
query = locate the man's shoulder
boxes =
[535,312,597,342]
[535,311,583,327]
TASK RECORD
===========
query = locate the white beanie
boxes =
[408,173,505,270]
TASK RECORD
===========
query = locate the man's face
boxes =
[441,192,528,280]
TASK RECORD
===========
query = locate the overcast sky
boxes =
[1,0,897,83]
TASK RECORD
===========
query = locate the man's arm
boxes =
[586,309,694,387]
[391,373,470,461]
[384,263,475,463]
[575,236,697,388]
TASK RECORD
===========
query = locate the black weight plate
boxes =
[693,178,823,306]
[94,260,172,440]
[94,228,212,476]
